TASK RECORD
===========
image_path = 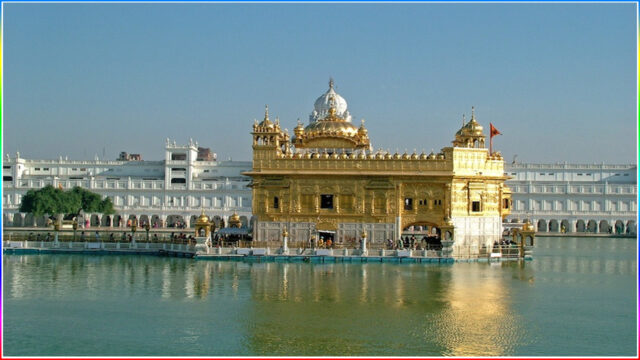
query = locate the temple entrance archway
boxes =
[576,220,586,232]
[587,220,597,233]
[549,219,559,232]
[599,220,610,233]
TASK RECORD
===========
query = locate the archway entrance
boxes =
[167,215,186,228]
[626,220,636,235]
[549,219,559,232]
[114,214,123,227]
[12,213,23,227]
[402,222,441,250]
[537,219,548,232]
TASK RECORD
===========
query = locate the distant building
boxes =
[505,163,637,235]
[197,147,217,162]
[3,139,252,230]
[117,152,143,161]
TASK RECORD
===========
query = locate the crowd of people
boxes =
[384,235,443,250]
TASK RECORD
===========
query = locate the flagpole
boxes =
[490,135,493,155]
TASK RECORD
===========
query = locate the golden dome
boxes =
[195,209,210,225]
[304,119,359,137]
[258,105,274,129]
[294,120,304,137]
[358,119,368,137]
[456,107,484,136]
[229,212,241,228]
[294,87,371,150]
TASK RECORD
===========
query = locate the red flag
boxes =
[490,123,501,138]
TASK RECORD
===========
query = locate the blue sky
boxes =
[3,3,637,163]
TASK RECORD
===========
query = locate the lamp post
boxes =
[54,219,61,247]
[282,226,289,254]
[211,221,221,253]
[360,229,368,255]
[131,219,137,246]
[145,222,150,242]
[72,219,78,242]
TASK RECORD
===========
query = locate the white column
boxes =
[282,228,289,254]
[361,231,367,255]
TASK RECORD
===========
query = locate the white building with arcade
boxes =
[2,139,253,230]
[505,163,637,235]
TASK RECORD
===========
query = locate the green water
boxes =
[2,237,637,356]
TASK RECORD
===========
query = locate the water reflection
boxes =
[2,237,636,357]
[428,263,532,356]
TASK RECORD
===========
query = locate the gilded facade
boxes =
[244,80,511,253]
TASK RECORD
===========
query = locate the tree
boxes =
[19,185,115,217]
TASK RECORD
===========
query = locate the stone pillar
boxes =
[360,229,367,255]
[160,215,167,228]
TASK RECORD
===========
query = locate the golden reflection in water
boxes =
[161,264,171,299]
[429,264,525,357]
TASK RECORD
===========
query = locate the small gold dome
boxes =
[195,209,210,225]
[258,105,274,129]
[228,212,241,228]
[358,119,368,137]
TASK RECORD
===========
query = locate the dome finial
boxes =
[471,106,475,121]
[264,104,270,121]
[329,77,334,89]
[462,113,466,126]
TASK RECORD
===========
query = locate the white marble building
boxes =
[2,139,253,229]
[505,163,637,235]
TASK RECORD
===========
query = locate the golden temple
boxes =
[244,80,511,255]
